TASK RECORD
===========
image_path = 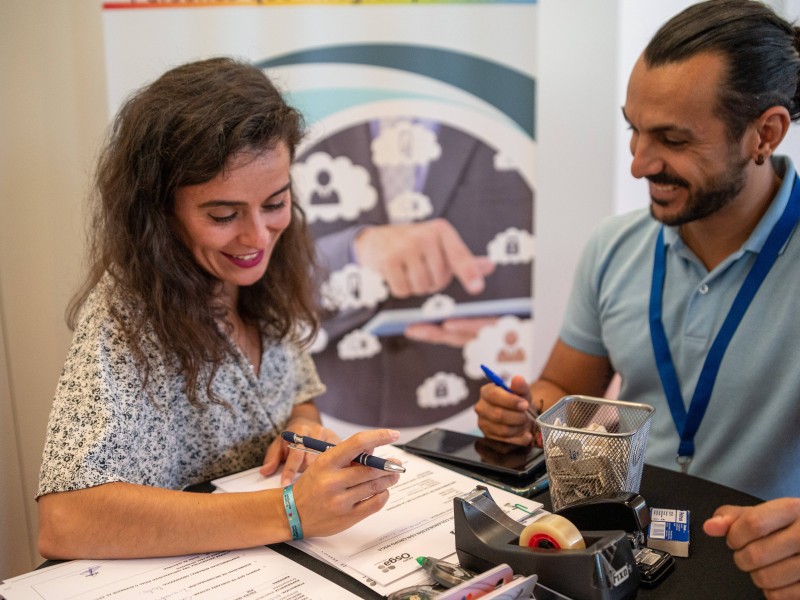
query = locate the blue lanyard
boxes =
[649,175,800,469]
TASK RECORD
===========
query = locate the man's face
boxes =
[623,52,750,226]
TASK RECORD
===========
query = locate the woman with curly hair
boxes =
[36,57,401,559]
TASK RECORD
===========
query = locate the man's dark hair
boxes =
[645,0,800,141]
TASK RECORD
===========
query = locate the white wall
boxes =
[0,0,108,578]
[534,0,622,374]
[0,303,30,577]
[774,0,800,157]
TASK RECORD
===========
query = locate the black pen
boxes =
[281,431,406,473]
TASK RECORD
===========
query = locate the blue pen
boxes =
[281,431,406,473]
[480,364,540,422]
[480,364,513,392]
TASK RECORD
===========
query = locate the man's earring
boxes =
[755,154,766,166]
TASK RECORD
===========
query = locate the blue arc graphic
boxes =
[256,43,535,139]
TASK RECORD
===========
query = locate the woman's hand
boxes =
[290,429,403,537]
[260,402,340,485]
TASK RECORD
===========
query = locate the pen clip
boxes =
[287,443,322,455]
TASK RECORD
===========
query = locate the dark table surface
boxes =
[40,464,766,599]
[270,463,767,599]
[628,465,763,599]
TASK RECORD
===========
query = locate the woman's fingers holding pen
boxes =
[261,418,340,483]
[283,421,340,485]
[321,429,402,468]
[293,429,403,537]
[294,476,396,538]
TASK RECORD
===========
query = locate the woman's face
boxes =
[172,144,292,299]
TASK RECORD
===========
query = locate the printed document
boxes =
[213,448,543,592]
[0,546,358,600]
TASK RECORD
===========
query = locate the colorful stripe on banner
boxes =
[103,0,536,8]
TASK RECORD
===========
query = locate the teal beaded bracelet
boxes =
[282,484,303,540]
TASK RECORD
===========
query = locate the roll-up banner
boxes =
[103,0,536,441]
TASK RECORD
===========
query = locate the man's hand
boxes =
[703,498,800,598]
[474,374,536,446]
[354,219,495,298]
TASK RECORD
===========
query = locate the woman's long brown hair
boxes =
[68,57,320,405]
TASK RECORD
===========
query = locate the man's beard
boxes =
[648,154,749,227]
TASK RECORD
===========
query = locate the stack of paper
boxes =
[0,546,359,600]
[1,449,543,600]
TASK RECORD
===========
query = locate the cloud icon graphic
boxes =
[321,264,388,312]
[420,294,456,319]
[416,372,469,409]
[292,151,377,223]
[337,329,382,360]
[371,120,441,167]
[387,191,434,222]
[463,316,534,380]
[487,227,535,264]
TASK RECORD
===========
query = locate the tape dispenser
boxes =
[454,486,639,600]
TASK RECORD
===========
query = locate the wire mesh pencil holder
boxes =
[536,395,655,511]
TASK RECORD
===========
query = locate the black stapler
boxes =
[555,492,650,546]
[555,492,675,588]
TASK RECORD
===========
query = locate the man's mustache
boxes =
[647,172,689,188]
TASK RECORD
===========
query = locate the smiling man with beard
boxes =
[474,1,800,597]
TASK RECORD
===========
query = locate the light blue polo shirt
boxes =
[560,156,799,500]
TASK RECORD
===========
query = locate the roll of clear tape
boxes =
[518,514,586,550]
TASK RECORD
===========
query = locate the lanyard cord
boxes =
[649,175,800,469]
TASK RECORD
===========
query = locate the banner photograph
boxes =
[102,1,536,440]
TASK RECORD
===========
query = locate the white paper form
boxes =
[0,547,359,600]
[213,466,274,492]
[294,450,541,587]
[211,449,543,590]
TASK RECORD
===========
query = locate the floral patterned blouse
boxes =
[37,274,325,496]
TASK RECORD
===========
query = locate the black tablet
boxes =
[403,428,545,479]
